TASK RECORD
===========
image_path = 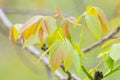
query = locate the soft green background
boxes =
[0,0,120,80]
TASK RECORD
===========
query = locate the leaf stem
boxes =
[81,65,94,80]
[37,42,58,62]
[57,30,65,41]
[104,64,120,78]
[79,21,86,46]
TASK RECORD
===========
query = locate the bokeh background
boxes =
[0,0,120,80]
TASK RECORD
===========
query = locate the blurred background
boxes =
[0,0,120,80]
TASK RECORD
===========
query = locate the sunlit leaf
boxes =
[98,48,110,58]
[38,28,43,42]
[64,40,74,70]
[9,24,23,44]
[66,17,81,26]
[73,15,82,28]
[73,50,80,72]
[20,16,43,33]
[101,39,119,48]
[110,43,120,61]
[46,17,57,35]
[42,19,49,34]
[63,23,69,38]
[49,42,64,72]
[73,42,85,57]
[104,56,114,69]
[22,32,39,48]
[86,6,98,16]
[55,7,63,18]
[20,16,43,39]
[86,6,108,34]
[85,15,102,39]
[96,7,108,35]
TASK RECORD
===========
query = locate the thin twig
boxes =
[82,25,120,53]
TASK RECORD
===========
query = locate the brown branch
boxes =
[82,25,120,53]
[0,8,81,80]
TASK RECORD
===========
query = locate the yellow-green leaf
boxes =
[85,15,102,39]
[110,43,120,61]
[73,50,80,72]
[64,40,74,70]
[96,7,108,35]
[9,24,23,44]
[101,39,119,48]
[49,42,64,72]
[20,16,43,39]
[22,32,39,48]
[86,6,98,16]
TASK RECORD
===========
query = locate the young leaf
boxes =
[86,6,98,16]
[96,7,108,35]
[73,50,80,72]
[104,56,114,69]
[39,28,43,42]
[63,23,69,38]
[20,16,43,33]
[20,16,43,39]
[63,40,74,70]
[49,43,64,72]
[22,32,39,48]
[110,43,120,61]
[66,17,80,26]
[73,15,82,28]
[46,17,57,35]
[73,42,85,57]
[9,24,23,44]
[55,7,63,18]
[85,15,102,39]
[101,39,119,48]
[42,19,49,34]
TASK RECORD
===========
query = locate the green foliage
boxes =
[85,15,102,39]
[110,43,120,61]
[9,6,120,80]
[104,55,114,69]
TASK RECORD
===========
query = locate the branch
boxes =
[0,8,81,80]
[82,25,120,53]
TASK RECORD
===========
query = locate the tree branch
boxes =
[82,25,120,53]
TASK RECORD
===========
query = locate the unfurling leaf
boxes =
[96,7,108,35]
[45,17,57,35]
[39,28,43,42]
[20,16,43,39]
[55,7,63,18]
[64,40,74,70]
[50,44,64,72]
[86,6,98,16]
[73,50,80,72]
[9,24,23,44]
[110,43,120,61]
[86,6,108,35]
[85,15,102,39]
[66,17,81,26]
[63,23,69,38]
[22,32,39,48]
[101,39,119,48]
[42,19,49,34]
[73,42,85,57]
[50,40,74,71]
